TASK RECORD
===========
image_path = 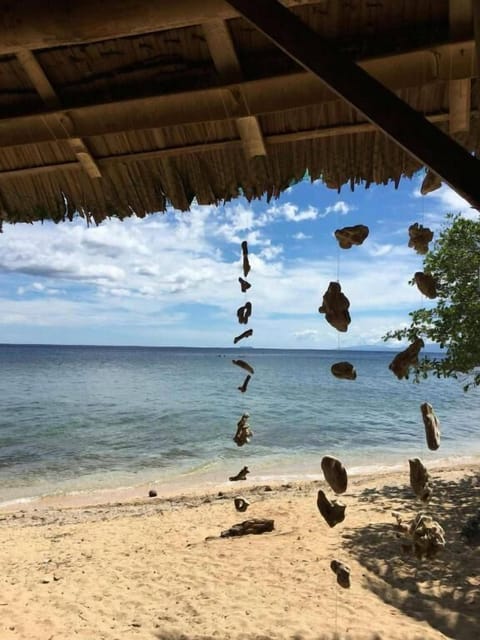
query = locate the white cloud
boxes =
[292,232,311,240]
[367,243,394,257]
[0,191,436,348]
[266,202,318,222]
[324,201,352,216]
[16,282,63,296]
[293,329,320,341]
[259,245,283,261]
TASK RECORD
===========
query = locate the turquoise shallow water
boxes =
[0,344,479,505]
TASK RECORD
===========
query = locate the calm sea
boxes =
[0,344,479,506]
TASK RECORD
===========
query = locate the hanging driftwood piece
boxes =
[234,496,250,513]
[238,375,251,393]
[421,402,441,450]
[316,490,346,528]
[237,301,252,325]
[330,560,351,588]
[220,518,274,538]
[409,458,432,502]
[229,466,250,481]
[420,169,442,195]
[232,359,254,375]
[331,361,357,380]
[392,512,445,559]
[388,338,424,379]
[334,224,369,249]
[408,223,434,255]
[241,241,251,278]
[318,282,351,332]
[234,328,253,344]
[233,413,253,446]
[321,456,348,494]
[414,272,437,299]
[239,277,251,292]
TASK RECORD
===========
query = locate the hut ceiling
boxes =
[0,0,479,225]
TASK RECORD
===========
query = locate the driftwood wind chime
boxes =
[389,215,444,556]
[315,200,445,581]
[315,222,370,587]
[224,241,273,536]
[385,206,443,557]
[217,186,445,558]
[231,241,254,484]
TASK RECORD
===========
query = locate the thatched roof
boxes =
[0,0,479,225]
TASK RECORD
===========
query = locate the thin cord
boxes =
[335,582,338,634]
[336,213,341,353]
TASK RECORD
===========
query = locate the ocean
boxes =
[0,344,479,507]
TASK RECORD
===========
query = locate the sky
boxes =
[0,172,476,349]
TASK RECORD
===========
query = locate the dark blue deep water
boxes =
[0,344,478,504]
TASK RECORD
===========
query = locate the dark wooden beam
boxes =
[448,0,472,133]
[0,40,474,149]
[473,1,480,78]
[15,49,102,179]
[226,0,480,211]
[203,19,266,157]
[0,111,458,182]
[0,0,321,54]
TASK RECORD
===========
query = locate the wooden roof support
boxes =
[472,1,480,89]
[0,40,474,150]
[0,0,322,54]
[0,111,459,182]
[15,49,101,178]
[449,1,472,133]
[203,20,266,158]
[226,0,480,211]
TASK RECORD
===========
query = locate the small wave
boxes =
[0,495,36,509]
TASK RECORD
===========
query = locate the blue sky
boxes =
[0,171,476,348]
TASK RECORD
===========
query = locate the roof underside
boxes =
[0,0,479,225]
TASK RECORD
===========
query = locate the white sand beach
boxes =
[0,462,478,640]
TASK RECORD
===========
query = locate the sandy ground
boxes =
[0,463,479,640]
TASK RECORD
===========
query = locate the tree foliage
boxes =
[384,214,480,391]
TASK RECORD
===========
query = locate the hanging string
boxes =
[336,211,342,354]
[335,582,338,635]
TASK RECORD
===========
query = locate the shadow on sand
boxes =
[342,473,479,640]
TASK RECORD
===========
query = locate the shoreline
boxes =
[1,454,478,515]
